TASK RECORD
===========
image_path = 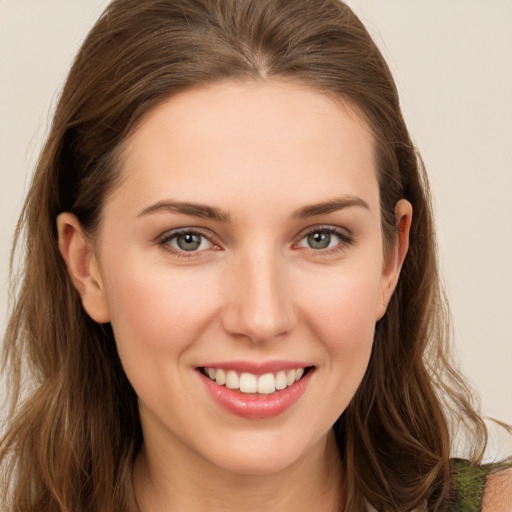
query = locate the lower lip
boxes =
[199,369,313,419]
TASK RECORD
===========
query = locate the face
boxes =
[60,81,410,477]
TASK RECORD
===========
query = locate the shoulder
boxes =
[481,466,512,512]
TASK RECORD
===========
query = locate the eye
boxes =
[160,230,215,254]
[297,227,353,252]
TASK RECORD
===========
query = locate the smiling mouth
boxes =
[199,367,312,395]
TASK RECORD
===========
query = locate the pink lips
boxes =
[198,360,313,419]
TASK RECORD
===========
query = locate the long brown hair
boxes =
[1,0,488,510]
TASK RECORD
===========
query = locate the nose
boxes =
[221,248,296,344]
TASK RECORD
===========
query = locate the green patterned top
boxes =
[366,458,510,511]
[447,459,493,512]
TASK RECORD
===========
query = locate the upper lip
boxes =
[197,360,313,375]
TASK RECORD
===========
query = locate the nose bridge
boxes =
[222,245,295,343]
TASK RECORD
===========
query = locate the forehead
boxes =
[109,80,378,217]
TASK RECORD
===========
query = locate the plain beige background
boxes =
[1,0,511,438]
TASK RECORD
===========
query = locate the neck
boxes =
[133,430,343,512]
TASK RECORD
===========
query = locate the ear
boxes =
[375,199,413,320]
[57,213,110,323]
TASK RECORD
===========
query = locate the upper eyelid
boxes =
[295,224,353,240]
[157,223,351,236]
[158,226,215,241]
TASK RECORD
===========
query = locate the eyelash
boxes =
[157,226,354,259]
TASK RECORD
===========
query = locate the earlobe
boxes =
[56,213,110,324]
[376,199,413,320]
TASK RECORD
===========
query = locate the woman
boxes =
[1,0,511,510]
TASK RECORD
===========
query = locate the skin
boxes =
[58,80,413,511]
[482,467,512,511]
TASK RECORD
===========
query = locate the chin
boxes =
[209,451,300,477]
[195,429,324,477]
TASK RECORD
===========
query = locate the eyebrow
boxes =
[292,196,370,218]
[137,195,369,222]
[137,200,231,222]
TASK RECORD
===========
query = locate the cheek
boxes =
[100,259,224,418]
[291,266,381,428]
[101,257,219,360]
[300,266,381,342]
[296,262,382,390]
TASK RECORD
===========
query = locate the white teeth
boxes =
[225,370,239,389]
[216,369,226,385]
[275,371,287,390]
[239,372,257,393]
[257,373,276,394]
[203,367,308,395]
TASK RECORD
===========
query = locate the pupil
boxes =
[308,232,330,249]
[177,233,201,251]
